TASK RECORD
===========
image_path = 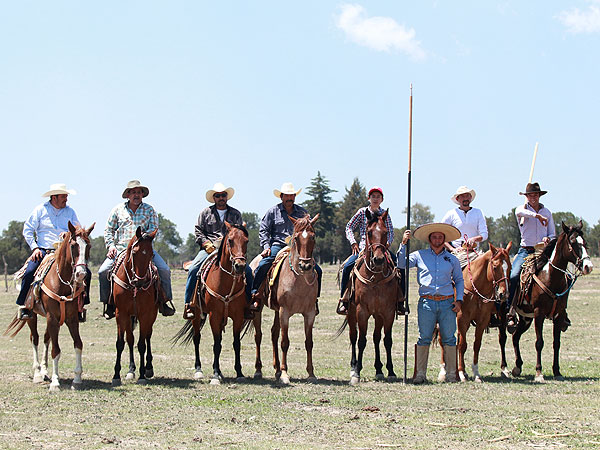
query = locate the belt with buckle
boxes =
[422,294,454,301]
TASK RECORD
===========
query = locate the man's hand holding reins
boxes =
[31,248,44,262]
[261,248,271,257]
[107,245,117,259]
[351,243,359,255]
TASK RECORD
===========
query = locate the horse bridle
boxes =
[288,230,317,284]
[218,234,247,278]
[56,234,89,290]
[123,238,153,290]
[465,246,509,303]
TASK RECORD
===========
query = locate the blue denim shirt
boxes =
[259,203,308,250]
[397,244,464,301]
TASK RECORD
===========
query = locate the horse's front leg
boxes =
[348,306,358,383]
[271,310,281,380]
[28,315,44,383]
[253,310,263,379]
[511,316,532,377]
[44,315,62,392]
[209,313,224,385]
[144,334,154,379]
[232,313,245,381]
[353,309,369,385]
[498,303,511,378]
[552,314,564,380]
[65,317,84,389]
[125,319,136,381]
[303,311,317,381]
[457,313,470,382]
[472,320,488,383]
[279,309,291,385]
[41,328,50,382]
[193,316,204,380]
[373,315,384,380]
[112,324,126,386]
[533,313,545,382]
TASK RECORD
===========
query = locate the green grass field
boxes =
[1,262,599,449]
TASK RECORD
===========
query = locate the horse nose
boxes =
[233,260,246,274]
[300,262,313,272]
[583,261,594,275]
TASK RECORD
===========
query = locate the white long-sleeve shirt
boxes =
[441,207,488,249]
[23,201,80,250]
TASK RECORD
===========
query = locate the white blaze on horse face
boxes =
[577,236,594,274]
[376,225,381,232]
[302,230,308,239]
[74,237,88,282]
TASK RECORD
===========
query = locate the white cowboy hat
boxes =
[413,223,461,243]
[273,182,302,198]
[451,186,476,205]
[122,180,150,199]
[205,182,235,203]
[42,183,76,197]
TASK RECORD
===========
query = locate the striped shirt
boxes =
[104,201,159,252]
[345,207,394,251]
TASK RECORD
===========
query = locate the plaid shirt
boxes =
[345,206,394,251]
[104,201,159,252]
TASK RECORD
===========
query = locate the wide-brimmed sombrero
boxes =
[413,223,461,243]
[273,182,302,199]
[205,182,235,203]
[42,183,76,197]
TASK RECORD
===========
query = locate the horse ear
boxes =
[289,216,298,224]
[578,219,583,230]
[365,209,372,221]
[506,241,513,252]
[136,226,143,239]
[489,243,497,254]
[68,221,76,234]
[381,209,389,222]
[147,229,158,240]
[310,213,320,226]
[86,222,96,235]
[561,221,569,233]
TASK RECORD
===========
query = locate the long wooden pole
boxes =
[403,84,413,384]
[520,142,539,226]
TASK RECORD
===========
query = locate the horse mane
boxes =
[215,223,249,261]
[534,237,558,272]
[293,215,314,232]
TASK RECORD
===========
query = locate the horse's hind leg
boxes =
[193,317,204,380]
[498,304,511,378]
[383,318,396,379]
[279,310,291,385]
[348,308,359,383]
[354,312,369,385]
[137,319,154,384]
[271,310,281,379]
[552,316,563,380]
[144,334,154,379]
[232,320,245,381]
[373,316,384,380]
[253,312,263,379]
[41,328,50,382]
[533,314,545,382]
[65,318,84,389]
[457,315,470,382]
[471,322,487,383]
[303,311,316,381]
[29,316,44,383]
[210,314,224,385]
[112,324,126,386]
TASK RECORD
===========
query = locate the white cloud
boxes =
[557,1,600,34]
[334,4,426,61]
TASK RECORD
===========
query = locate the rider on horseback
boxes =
[17,184,91,322]
[336,186,399,315]
[99,180,176,319]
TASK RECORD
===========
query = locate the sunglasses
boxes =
[213,193,227,199]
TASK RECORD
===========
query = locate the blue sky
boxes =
[1,1,599,241]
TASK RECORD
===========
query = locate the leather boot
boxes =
[443,345,458,382]
[18,306,32,320]
[158,300,176,317]
[413,345,430,384]
[103,303,115,320]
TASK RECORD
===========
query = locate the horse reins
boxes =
[287,233,317,285]
[464,239,509,303]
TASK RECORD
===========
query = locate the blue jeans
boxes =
[98,251,172,303]
[507,247,534,308]
[417,297,457,346]
[252,245,322,297]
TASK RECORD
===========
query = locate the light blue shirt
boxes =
[397,244,464,301]
[23,201,80,250]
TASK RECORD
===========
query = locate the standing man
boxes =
[183,182,253,319]
[441,186,488,252]
[506,182,555,333]
[337,186,396,315]
[251,182,322,309]
[397,223,464,384]
[18,184,90,321]
[99,180,175,319]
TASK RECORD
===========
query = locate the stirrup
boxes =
[103,303,115,320]
[336,300,348,316]
[487,314,502,328]
[159,300,176,317]
[78,309,87,323]
[18,307,32,321]
[506,314,517,334]
[183,304,196,320]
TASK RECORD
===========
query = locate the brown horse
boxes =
[438,243,512,383]
[252,214,319,384]
[111,227,159,386]
[511,222,593,382]
[174,222,249,384]
[341,209,401,385]
[5,222,94,392]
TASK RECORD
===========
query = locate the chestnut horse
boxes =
[511,222,593,382]
[438,243,512,383]
[5,222,94,392]
[174,222,249,384]
[340,210,401,385]
[111,227,159,386]
[252,214,319,384]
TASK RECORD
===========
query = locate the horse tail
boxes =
[3,313,27,338]
[431,325,440,348]
[333,318,348,339]
[241,319,254,340]
[171,317,206,347]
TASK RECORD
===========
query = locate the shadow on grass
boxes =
[459,374,600,384]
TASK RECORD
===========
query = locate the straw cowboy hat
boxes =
[519,182,547,196]
[273,182,302,198]
[413,223,461,243]
[205,182,235,203]
[42,183,76,197]
[451,186,476,205]
[122,180,150,199]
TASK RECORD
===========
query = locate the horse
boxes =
[338,209,401,385]
[437,243,513,383]
[174,222,249,385]
[5,222,94,392]
[111,227,160,386]
[252,214,320,385]
[510,222,593,382]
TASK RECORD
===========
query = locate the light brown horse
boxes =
[252,214,319,384]
[111,227,159,386]
[342,209,401,385]
[440,243,512,383]
[174,222,249,384]
[5,222,94,392]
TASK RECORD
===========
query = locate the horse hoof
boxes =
[275,371,282,380]
[210,377,221,386]
[145,369,154,379]
[307,376,318,383]
[194,370,205,380]
[375,373,385,381]
[33,374,45,384]
[49,383,60,393]
[350,376,360,386]
[125,372,135,381]
[253,371,262,380]
[459,372,467,382]
[111,378,122,387]
[534,374,545,383]
[280,375,290,385]
[474,376,483,383]
[554,375,564,381]
[437,371,446,383]
[137,378,148,385]
[350,370,358,379]
[500,368,511,379]
[71,382,83,391]
[511,367,521,377]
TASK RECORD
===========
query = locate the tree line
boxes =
[1,173,598,273]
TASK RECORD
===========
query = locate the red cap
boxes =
[368,186,384,197]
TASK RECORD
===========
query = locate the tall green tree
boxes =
[89,236,107,266]
[0,221,29,273]
[180,233,198,262]
[242,212,261,261]
[154,213,183,265]
[335,178,368,259]
[487,208,520,253]
[394,203,435,251]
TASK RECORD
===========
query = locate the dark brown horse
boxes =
[111,227,159,386]
[175,222,249,384]
[340,209,401,385]
[443,243,512,382]
[252,214,319,384]
[511,222,593,382]
[5,222,94,392]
